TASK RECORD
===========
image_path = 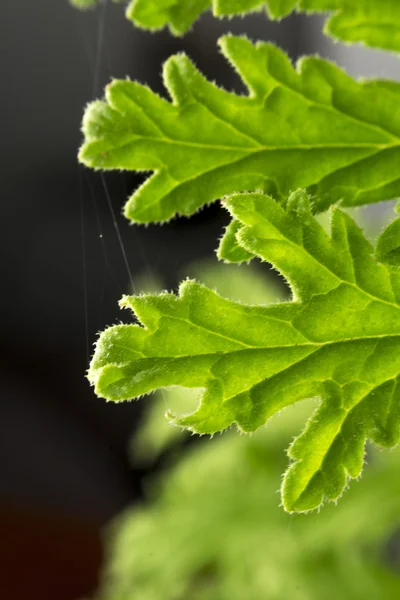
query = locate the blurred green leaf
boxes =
[95,400,400,600]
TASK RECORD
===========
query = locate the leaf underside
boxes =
[88,189,400,512]
[80,35,400,224]
[71,0,400,54]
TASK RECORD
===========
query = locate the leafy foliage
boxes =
[71,0,400,54]
[80,35,400,224]
[75,0,400,516]
[132,260,284,462]
[93,397,400,599]
[88,189,400,512]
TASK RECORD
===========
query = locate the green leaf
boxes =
[88,189,400,512]
[127,0,211,35]
[376,217,400,266]
[318,0,400,54]
[127,0,400,54]
[131,260,282,463]
[217,219,255,263]
[71,0,400,54]
[80,35,400,224]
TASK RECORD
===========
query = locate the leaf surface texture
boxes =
[80,36,400,223]
[74,0,400,53]
[88,190,400,511]
[131,0,400,54]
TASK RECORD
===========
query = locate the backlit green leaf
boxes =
[131,259,282,463]
[128,0,211,35]
[71,0,400,54]
[217,219,255,263]
[88,189,400,511]
[130,0,400,54]
[376,217,400,266]
[80,36,400,224]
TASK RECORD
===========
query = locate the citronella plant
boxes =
[73,0,400,512]
[89,265,400,599]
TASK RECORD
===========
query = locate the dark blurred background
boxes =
[1,1,397,598]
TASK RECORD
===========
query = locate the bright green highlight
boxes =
[129,0,400,54]
[69,0,125,8]
[80,36,400,224]
[94,402,400,599]
[88,190,400,512]
[70,0,98,7]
